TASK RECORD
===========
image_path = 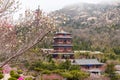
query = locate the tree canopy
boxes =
[0,8,55,67]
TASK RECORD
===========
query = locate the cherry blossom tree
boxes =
[0,8,55,67]
[0,0,19,17]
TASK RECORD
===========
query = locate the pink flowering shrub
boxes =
[18,76,24,80]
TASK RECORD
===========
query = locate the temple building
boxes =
[51,30,74,59]
[72,59,104,75]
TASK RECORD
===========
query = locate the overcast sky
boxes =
[14,0,120,19]
[20,0,102,12]
[20,0,120,12]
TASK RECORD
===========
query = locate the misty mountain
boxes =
[50,3,120,28]
[50,3,120,53]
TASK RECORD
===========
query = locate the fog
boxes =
[14,0,120,20]
[20,0,120,12]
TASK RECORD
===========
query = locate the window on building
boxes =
[96,65,100,68]
[64,40,67,43]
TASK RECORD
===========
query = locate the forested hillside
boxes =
[49,3,120,54]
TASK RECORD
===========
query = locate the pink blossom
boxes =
[2,64,11,74]
[18,76,24,80]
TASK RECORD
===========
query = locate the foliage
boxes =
[8,77,17,80]
[30,60,88,80]
[59,70,89,80]
[50,3,120,53]
[113,47,120,55]
[59,60,71,70]
[74,51,120,63]
[41,70,52,74]
[52,69,64,74]
[10,70,15,76]
[0,0,19,17]
[0,73,4,79]
[0,7,55,67]
[31,60,79,71]
[69,65,80,70]
[17,70,23,74]
[25,77,33,80]
[60,72,73,78]
[11,74,20,79]
[73,38,92,50]
[69,70,89,80]
[105,63,119,80]
[10,70,20,79]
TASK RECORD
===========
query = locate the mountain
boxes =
[50,3,120,28]
[50,3,120,53]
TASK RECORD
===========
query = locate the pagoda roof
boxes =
[50,52,74,54]
[72,59,104,66]
[55,30,71,35]
[54,36,72,39]
[53,44,72,47]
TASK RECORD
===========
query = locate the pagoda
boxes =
[51,30,74,59]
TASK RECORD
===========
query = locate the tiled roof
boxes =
[72,59,104,65]
[53,44,72,47]
[54,36,72,39]
[55,30,71,34]
[50,52,74,54]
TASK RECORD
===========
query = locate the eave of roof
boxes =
[72,59,104,66]
[50,53,74,54]
[54,37,72,39]
[53,44,73,47]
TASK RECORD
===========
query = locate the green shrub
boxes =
[10,70,15,76]
[52,69,63,74]
[0,74,4,79]
[10,70,20,78]
[25,77,33,80]
[11,74,20,79]
[42,70,52,74]
[0,72,2,74]
[8,77,17,80]
[31,73,37,77]
[0,68,2,70]
[70,70,89,80]
[34,68,43,71]
[17,70,23,74]
[60,72,73,78]
[0,68,3,72]
[53,79,59,80]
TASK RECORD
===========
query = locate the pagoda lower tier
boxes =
[50,53,74,59]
